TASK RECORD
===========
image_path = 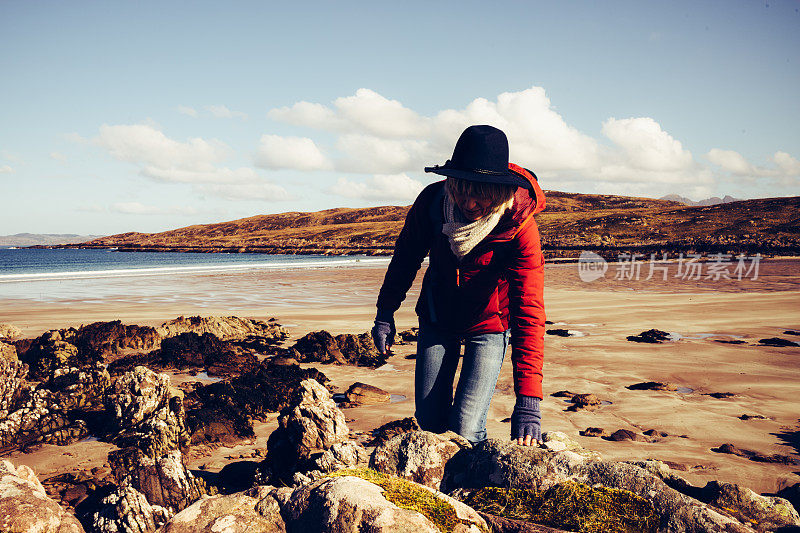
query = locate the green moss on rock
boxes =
[330,468,482,532]
[464,481,658,533]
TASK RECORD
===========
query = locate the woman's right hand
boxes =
[371,312,396,354]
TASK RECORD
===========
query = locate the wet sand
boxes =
[2,259,799,495]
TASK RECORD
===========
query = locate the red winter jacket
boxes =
[376,164,546,398]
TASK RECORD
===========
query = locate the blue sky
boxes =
[1,0,798,235]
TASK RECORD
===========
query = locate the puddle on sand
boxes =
[78,436,100,443]
[567,330,586,337]
[193,371,223,383]
[377,364,400,372]
[390,394,407,403]
[676,387,694,394]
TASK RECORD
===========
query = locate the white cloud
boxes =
[97,124,227,172]
[111,202,200,215]
[602,117,693,171]
[335,135,430,174]
[50,152,67,162]
[255,134,332,171]
[772,151,800,176]
[706,149,758,175]
[206,104,248,120]
[333,89,429,138]
[331,173,424,201]
[0,165,13,174]
[177,105,199,117]
[198,182,293,201]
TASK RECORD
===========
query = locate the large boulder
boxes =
[157,315,288,343]
[370,430,471,490]
[18,328,91,381]
[46,363,111,411]
[289,330,388,367]
[341,381,391,407]
[0,386,82,451]
[283,473,487,533]
[260,379,350,484]
[0,459,85,533]
[107,448,207,513]
[699,480,800,531]
[89,483,172,533]
[0,323,22,341]
[104,366,171,429]
[73,320,161,358]
[159,486,286,533]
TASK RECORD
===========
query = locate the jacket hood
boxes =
[489,163,546,240]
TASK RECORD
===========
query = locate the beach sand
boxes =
[2,259,799,495]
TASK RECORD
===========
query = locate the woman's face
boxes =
[452,191,493,221]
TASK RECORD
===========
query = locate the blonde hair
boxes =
[446,177,517,214]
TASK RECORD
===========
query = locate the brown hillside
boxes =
[70,191,800,258]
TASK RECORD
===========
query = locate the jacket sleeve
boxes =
[506,217,546,399]
[375,184,437,314]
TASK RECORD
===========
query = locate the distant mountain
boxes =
[55,190,800,257]
[660,194,742,206]
[0,233,104,247]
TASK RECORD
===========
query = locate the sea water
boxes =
[0,247,391,306]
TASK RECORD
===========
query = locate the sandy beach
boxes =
[2,259,799,496]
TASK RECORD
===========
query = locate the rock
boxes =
[399,328,419,342]
[566,393,603,411]
[605,429,649,442]
[440,434,599,493]
[217,461,261,493]
[157,315,289,343]
[290,330,389,367]
[0,459,85,533]
[584,461,754,532]
[367,417,421,447]
[643,429,669,437]
[477,512,570,532]
[341,381,391,407]
[0,386,77,451]
[370,430,470,489]
[626,329,672,343]
[699,480,800,530]
[46,363,111,411]
[0,323,22,341]
[626,381,678,391]
[0,341,26,415]
[715,339,747,344]
[89,483,172,533]
[108,448,208,514]
[739,414,768,420]
[159,488,286,533]
[712,443,800,465]
[462,482,658,533]
[549,390,575,398]
[313,441,369,473]
[74,320,161,358]
[776,483,800,521]
[284,473,487,533]
[259,379,349,484]
[784,330,800,336]
[579,427,605,437]
[184,361,329,447]
[546,328,571,337]
[704,392,736,399]
[18,329,88,381]
[104,366,171,430]
[758,337,799,347]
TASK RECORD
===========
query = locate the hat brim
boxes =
[425,165,533,190]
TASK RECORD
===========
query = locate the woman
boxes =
[372,125,546,446]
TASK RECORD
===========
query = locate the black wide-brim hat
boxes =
[425,124,534,190]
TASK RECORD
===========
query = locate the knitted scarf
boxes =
[442,192,514,259]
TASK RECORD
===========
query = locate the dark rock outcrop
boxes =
[626,381,678,391]
[367,417,421,447]
[758,337,799,347]
[156,315,288,343]
[73,320,161,358]
[184,361,329,446]
[711,443,800,465]
[627,329,672,343]
[290,330,388,367]
[605,429,650,442]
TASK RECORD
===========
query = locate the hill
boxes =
[0,233,104,247]
[59,191,800,258]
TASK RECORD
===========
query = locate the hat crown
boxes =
[448,125,509,174]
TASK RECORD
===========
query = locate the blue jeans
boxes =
[414,320,510,444]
